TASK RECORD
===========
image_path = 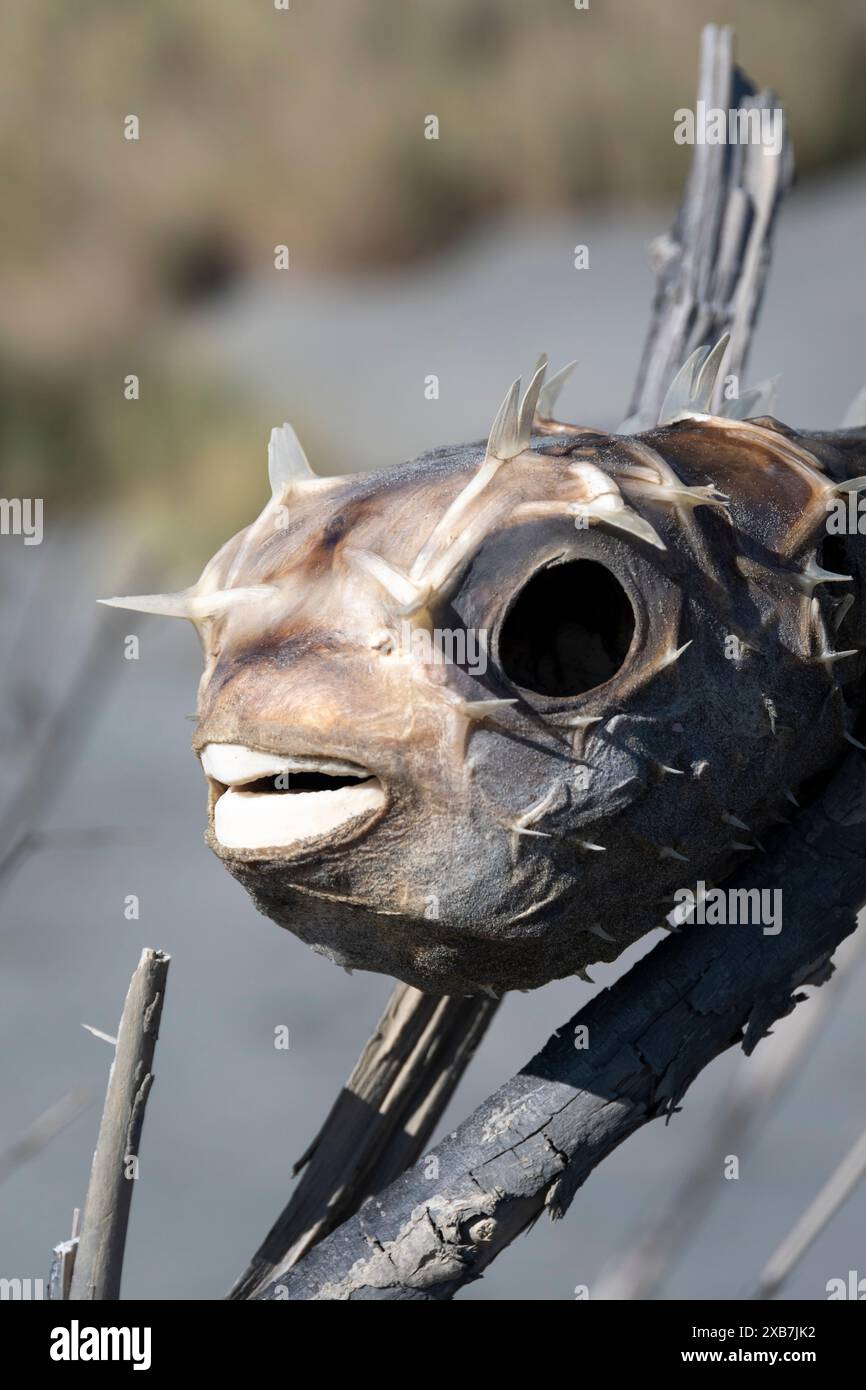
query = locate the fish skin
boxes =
[116,408,866,994]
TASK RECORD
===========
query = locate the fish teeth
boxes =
[214,779,384,850]
[201,744,368,786]
[203,745,383,852]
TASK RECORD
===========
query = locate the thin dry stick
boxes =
[230,985,498,1298]
[0,1090,91,1185]
[48,1208,80,1301]
[69,948,170,1301]
[593,927,866,1300]
[752,1125,866,1300]
[0,546,150,887]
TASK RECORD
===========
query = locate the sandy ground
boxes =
[2,167,866,1300]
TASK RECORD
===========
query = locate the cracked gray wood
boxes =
[68,948,170,1301]
[230,985,498,1298]
[626,23,793,426]
[254,751,866,1299]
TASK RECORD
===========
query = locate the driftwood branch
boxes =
[230,985,498,1298]
[255,752,866,1299]
[68,948,170,1300]
[627,23,793,425]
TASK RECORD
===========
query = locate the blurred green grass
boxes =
[0,352,283,563]
[1,0,864,550]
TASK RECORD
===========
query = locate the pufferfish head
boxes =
[102,344,866,995]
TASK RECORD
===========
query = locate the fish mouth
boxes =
[200,743,386,852]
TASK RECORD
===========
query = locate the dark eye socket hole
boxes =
[820,535,848,576]
[499,560,635,697]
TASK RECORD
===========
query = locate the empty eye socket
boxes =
[819,534,848,576]
[498,560,635,697]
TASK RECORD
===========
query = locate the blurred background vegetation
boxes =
[3,2,866,1304]
[2,0,865,559]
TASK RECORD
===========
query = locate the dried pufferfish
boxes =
[102,340,866,995]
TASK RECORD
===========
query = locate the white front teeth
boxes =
[201,744,367,785]
[214,782,384,850]
[201,743,384,851]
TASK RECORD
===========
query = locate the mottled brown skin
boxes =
[186,413,866,994]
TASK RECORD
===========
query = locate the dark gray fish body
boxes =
[104,353,866,993]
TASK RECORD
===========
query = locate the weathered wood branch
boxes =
[627,23,793,425]
[254,751,866,1298]
[230,985,498,1298]
[68,948,170,1301]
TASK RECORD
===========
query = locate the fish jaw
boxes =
[199,743,388,856]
